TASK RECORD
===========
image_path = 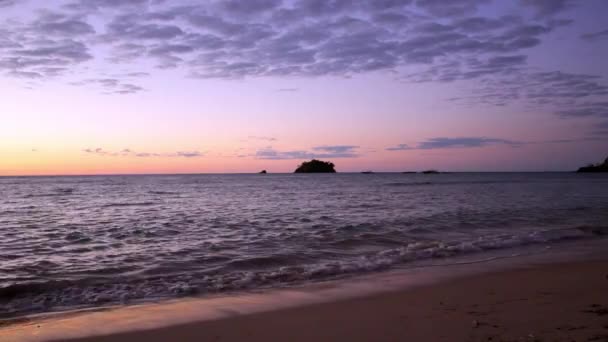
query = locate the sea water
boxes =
[1,172,607,319]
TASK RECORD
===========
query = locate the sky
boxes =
[0,0,607,175]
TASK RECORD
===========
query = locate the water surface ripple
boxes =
[1,173,607,318]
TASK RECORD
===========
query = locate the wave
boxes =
[578,225,608,235]
[64,232,92,244]
[23,194,66,199]
[149,191,179,195]
[54,188,75,194]
[384,179,530,187]
[101,202,158,208]
[384,181,433,187]
[22,188,76,198]
[0,279,79,301]
[225,255,297,270]
[1,224,605,320]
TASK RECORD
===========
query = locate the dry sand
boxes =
[44,259,608,342]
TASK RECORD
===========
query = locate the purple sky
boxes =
[1,0,607,175]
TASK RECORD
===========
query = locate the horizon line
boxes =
[0,170,582,177]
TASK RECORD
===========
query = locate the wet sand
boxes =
[48,259,608,342]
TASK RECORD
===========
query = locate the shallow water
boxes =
[1,172,607,318]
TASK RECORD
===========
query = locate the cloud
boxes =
[83,148,203,157]
[0,0,603,101]
[107,71,150,79]
[385,144,411,151]
[387,135,607,151]
[66,0,154,11]
[255,149,314,160]
[0,39,92,79]
[255,145,359,159]
[83,147,111,156]
[555,102,608,118]
[8,0,559,81]
[402,18,563,81]
[312,145,359,153]
[446,69,608,116]
[536,137,606,144]
[174,151,204,158]
[520,0,577,18]
[595,121,608,130]
[418,137,521,149]
[0,11,93,79]
[105,15,184,41]
[277,88,298,92]
[0,0,18,7]
[220,0,282,14]
[247,136,277,142]
[32,12,95,36]
[71,78,145,94]
[581,29,608,42]
[415,0,490,18]
[590,121,608,136]
[387,137,521,151]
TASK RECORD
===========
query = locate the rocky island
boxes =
[577,156,608,172]
[294,159,336,173]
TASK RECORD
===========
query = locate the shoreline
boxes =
[1,239,607,341]
[65,259,608,342]
[2,234,605,323]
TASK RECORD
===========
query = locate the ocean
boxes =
[1,172,607,320]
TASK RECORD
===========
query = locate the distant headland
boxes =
[577,156,608,172]
[294,159,336,173]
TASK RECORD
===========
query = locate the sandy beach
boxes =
[66,260,608,342]
[2,252,605,342]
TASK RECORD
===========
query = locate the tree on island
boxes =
[577,156,608,172]
[294,159,336,173]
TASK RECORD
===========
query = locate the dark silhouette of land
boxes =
[259,170,267,174]
[421,170,440,174]
[294,160,336,173]
[577,156,608,172]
